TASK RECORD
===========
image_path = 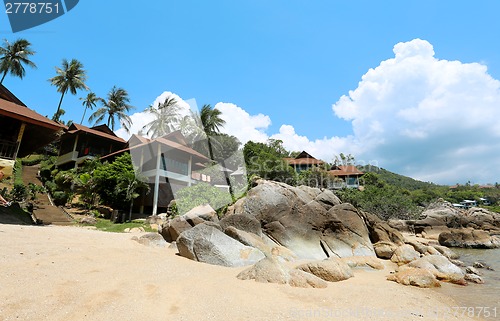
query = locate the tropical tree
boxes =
[49,59,89,122]
[79,92,99,124]
[199,104,226,160]
[142,96,181,138]
[89,86,133,132]
[0,38,36,84]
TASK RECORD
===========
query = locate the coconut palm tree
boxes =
[49,59,88,122]
[79,92,99,124]
[200,104,226,160]
[142,96,181,138]
[89,86,133,132]
[0,38,36,84]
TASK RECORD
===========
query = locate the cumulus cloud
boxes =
[269,125,358,163]
[333,38,500,184]
[216,102,271,144]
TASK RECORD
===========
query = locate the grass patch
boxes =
[93,218,154,233]
[483,205,500,213]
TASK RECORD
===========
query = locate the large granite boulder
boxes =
[160,204,220,242]
[237,254,328,288]
[220,213,262,236]
[464,208,500,233]
[413,200,463,232]
[387,267,441,288]
[224,226,297,261]
[176,223,265,267]
[439,228,500,249]
[405,255,466,284]
[390,244,421,265]
[296,259,354,282]
[227,180,375,260]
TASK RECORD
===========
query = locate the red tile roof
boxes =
[0,98,63,130]
[66,123,126,143]
[284,151,325,166]
[329,165,364,177]
[102,131,210,163]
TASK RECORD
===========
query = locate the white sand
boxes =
[0,224,479,321]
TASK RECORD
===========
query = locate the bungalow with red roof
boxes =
[56,123,127,169]
[0,84,64,177]
[102,131,210,216]
[328,165,364,189]
[284,151,325,173]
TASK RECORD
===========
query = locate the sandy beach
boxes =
[0,224,480,321]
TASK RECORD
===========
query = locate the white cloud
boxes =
[216,102,271,144]
[333,38,500,184]
[269,125,357,163]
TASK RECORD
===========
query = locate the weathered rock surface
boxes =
[464,273,484,284]
[438,228,500,249]
[226,180,375,259]
[160,205,220,242]
[176,223,264,267]
[220,213,262,236]
[80,216,97,225]
[224,226,297,261]
[405,255,465,284]
[390,244,421,265]
[237,255,328,288]
[429,244,460,260]
[387,267,441,288]
[132,233,167,247]
[296,259,354,282]
[340,256,385,270]
[373,241,398,259]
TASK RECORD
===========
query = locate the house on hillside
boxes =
[102,131,211,216]
[56,123,127,169]
[328,165,364,189]
[0,84,64,177]
[284,151,324,173]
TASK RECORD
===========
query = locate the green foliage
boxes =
[13,159,23,185]
[93,218,154,233]
[92,153,146,210]
[336,175,420,220]
[359,165,439,191]
[21,155,44,166]
[175,183,233,215]
[297,167,336,188]
[52,191,69,206]
[9,183,27,202]
[243,140,296,184]
[27,183,44,201]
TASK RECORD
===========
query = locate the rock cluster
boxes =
[153,180,494,289]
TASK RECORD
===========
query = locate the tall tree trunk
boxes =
[80,106,87,125]
[0,70,8,84]
[207,135,214,161]
[54,91,66,122]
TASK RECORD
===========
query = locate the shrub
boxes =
[10,183,28,202]
[174,183,233,215]
[52,191,69,206]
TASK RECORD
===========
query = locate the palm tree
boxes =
[200,104,226,160]
[79,92,99,124]
[0,38,36,84]
[49,59,89,122]
[142,96,181,138]
[89,86,133,132]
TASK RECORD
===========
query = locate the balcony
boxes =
[56,151,79,166]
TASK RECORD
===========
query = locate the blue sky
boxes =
[1,1,499,184]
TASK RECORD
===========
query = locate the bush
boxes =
[52,191,69,206]
[175,183,233,215]
[10,183,28,202]
[21,155,44,166]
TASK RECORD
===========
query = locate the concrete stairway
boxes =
[22,165,73,226]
